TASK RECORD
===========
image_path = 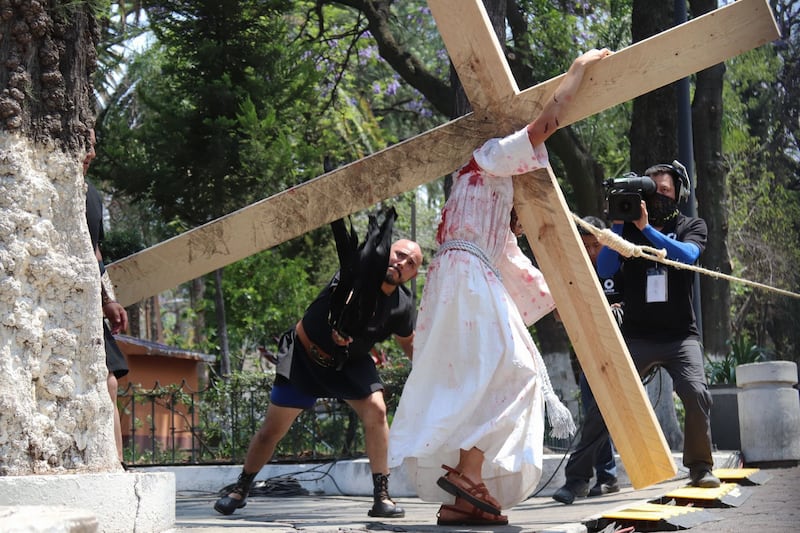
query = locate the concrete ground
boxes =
[172,459,800,532]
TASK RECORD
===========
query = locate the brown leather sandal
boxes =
[436,464,502,515]
[437,501,508,526]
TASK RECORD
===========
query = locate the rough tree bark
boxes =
[0,1,118,474]
[629,0,683,450]
[690,0,731,358]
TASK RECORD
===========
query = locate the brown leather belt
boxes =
[295,320,336,368]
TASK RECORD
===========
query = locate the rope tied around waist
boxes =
[436,239,502,280]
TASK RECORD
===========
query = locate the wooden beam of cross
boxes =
[106,0,778,318]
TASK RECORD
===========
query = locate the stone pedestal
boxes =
[736,361,800,465]
[0,471,175,532]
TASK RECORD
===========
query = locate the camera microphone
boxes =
[608,176,656,194]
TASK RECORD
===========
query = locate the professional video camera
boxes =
[604,173,656,221]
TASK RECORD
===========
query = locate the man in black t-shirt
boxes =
[84,129,129,466]
[574,216,622,497]
[215,239,422,519]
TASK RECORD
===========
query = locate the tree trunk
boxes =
[215,268,232,377]
[646,369,684,450]
[547,128,606,216]
[0,2,118,474]
[190,277,207,347]
[690,0,731,358]
[630,1,679,170]
[628,0,683,447]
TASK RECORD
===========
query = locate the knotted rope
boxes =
[537,351,577,439]
[436,239,502,280]
[572,214,800,300]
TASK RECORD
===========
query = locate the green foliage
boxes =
[211,247,320,371]
[309,1,448,140]
[372,341,413,417]
[705,333,770,385]
[192,370,274,462]
[723,45,800,359]
[99,0,335,227]
[101,227,146,262]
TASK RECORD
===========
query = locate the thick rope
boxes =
[535,349,577,439]
[573,214,800,300]
[436,239,502,280]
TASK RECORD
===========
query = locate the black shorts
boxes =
[104,322,129,379]
[276,329,383,400]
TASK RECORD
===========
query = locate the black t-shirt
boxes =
[85,181,103,251]
[619,214,707,341]
[280,273,415,400]
[302,273,415,361]
[599,271,624,306]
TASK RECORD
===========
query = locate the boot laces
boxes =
[374,473,391,502]
[233,471,257,498]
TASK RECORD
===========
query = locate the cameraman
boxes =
[553,163,718,505]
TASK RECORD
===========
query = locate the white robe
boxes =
[388,128,557,509]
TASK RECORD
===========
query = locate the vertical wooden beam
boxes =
[514,170,676,488]
[428,0,518,111]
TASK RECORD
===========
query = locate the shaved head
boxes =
[385,239,423,286]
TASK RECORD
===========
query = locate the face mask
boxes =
[646,193,679,226]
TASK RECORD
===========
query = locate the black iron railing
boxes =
[117,375,366,466]
[117,374,576,466]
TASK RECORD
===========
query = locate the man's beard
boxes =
[384,266,401,285]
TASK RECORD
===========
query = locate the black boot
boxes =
[368,472,405,518]
[214,470,257,516]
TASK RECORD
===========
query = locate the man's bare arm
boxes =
[395,333,414,361]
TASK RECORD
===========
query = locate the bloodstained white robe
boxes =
[388,128,559,509]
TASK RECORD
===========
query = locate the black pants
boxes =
[564,338,713,485]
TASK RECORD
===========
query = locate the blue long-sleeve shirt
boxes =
[597,223,700,278]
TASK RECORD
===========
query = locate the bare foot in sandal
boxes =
[437,496,508,526]
[437,464,502,515]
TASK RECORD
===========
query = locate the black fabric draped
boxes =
[328,206,397,339]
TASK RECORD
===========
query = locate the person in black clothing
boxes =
[575,215,621,497]
[214,238,422,518]
[554,162,719,505]
[84,129,129,464]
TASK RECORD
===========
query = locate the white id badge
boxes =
[646,267,668,303]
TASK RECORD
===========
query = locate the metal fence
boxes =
[117,376,576,466]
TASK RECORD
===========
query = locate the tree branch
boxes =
[328,0,453,116]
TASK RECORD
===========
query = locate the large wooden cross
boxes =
[106,0,778,488]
